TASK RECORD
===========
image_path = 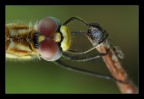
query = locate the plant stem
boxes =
[86,34,138,94]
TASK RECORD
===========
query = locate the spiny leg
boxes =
[67,31,109,55]
[64,21,108,55]
[68,31,98,54]
[67,43,99,55]
[63,17,88,26]
[71,31,86,35]
[63,17,100,29]
[54,60,127,84]
[63,17,109,55]
[62,49,110,62]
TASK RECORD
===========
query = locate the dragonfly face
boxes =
[5,17,71,61]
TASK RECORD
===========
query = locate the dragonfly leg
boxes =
[54,60,127,84]
[62,49,110,62]
[67,43,99,55]
[67,31,108,55]
[71,31,86,35]
[63,17,102,33]
[63,16,88,26]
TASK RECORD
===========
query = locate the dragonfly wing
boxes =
[113,46,125,59]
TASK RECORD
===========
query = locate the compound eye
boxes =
[38,38,62,61]
[37,17,60,37]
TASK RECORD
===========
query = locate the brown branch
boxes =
[85,29,138,94]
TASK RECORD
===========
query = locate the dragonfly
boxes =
[6,16,125,83]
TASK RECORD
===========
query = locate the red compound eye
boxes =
[38,38,62,61]
[37,17,60,37]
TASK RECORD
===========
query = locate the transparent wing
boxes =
[113,46,125,59]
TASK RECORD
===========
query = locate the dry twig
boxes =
[85,24,138,94]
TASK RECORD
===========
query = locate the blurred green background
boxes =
[6,5,138,94]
